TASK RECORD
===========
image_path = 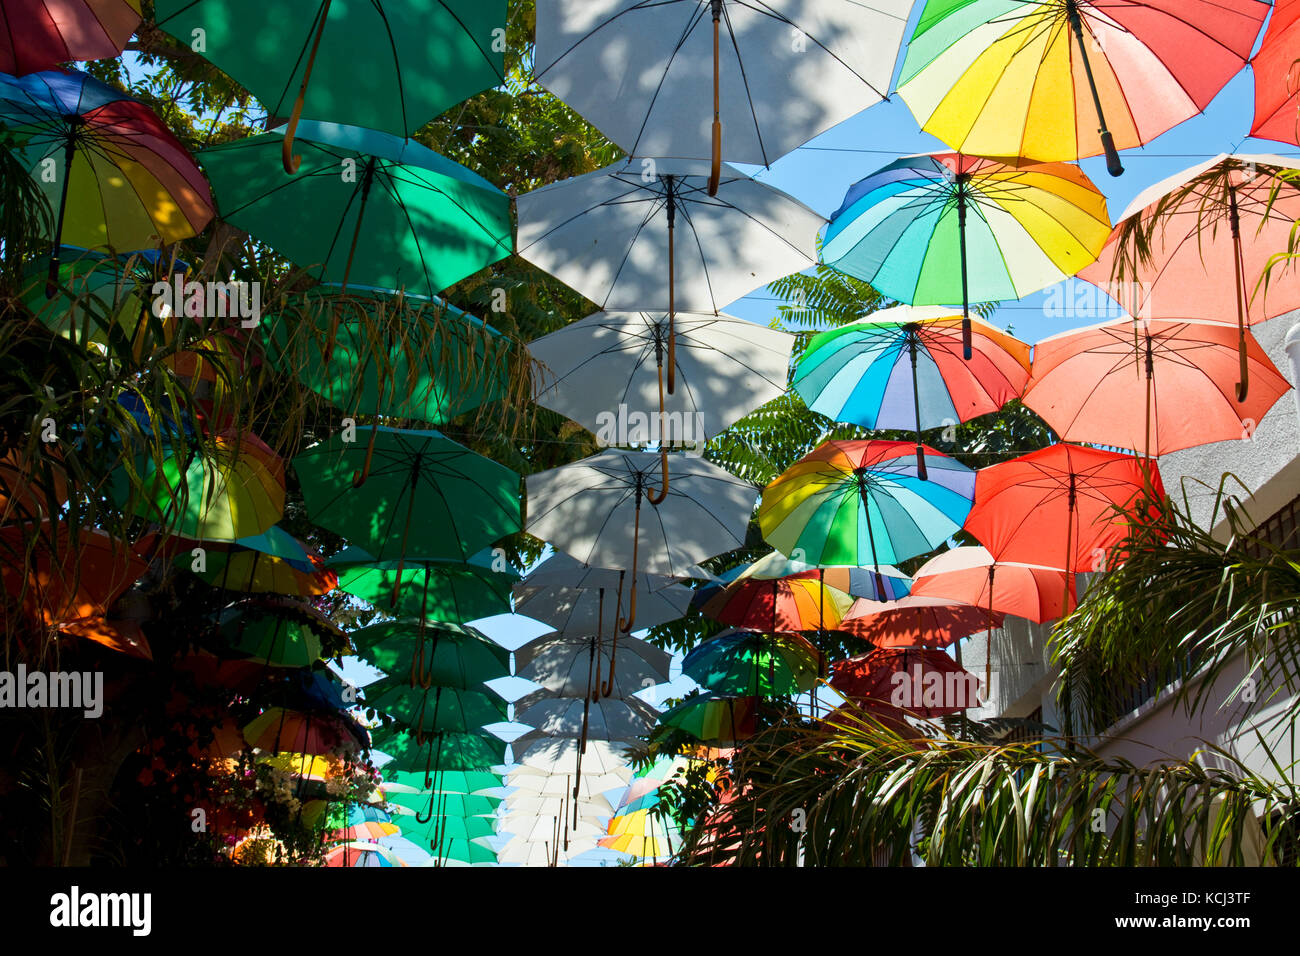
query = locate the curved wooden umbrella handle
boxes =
[351,424,379,487]
[617,499,641,634]
[708,3,722,197]
[647,351,670,503]
[1236,333,1249,403]
[281,0,332,174]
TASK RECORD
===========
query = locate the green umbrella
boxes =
[365,678,506,736]
[213,605,323,668]
[21,247,143,346]
[198,121,512,296]
[330,545,517,622]
[351,619,510,689]
[423,835,498,866]
[293,427,520,580]
[372,726,505,783]
[381,768,504,798]
[386,790,500,820]
[658,693,756,744]
[263,289,511,425]
[155,0,504,166]
[682,630,822,698]
[396,812,495,843]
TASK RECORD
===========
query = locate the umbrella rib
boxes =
[624,0,708,159]
[530,0,680,80]
[740,0,895,100]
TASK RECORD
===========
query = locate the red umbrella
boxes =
[839,594,1004,650]
[1251,0,1300,146]
[0,0,141,76]
[1023,318,1292,459]
[963,445,1164,577]
[831,647,980,718]
[242,707,359,757]
[0,521,146,627]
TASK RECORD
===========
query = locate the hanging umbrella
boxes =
[525,449,756,630]
[512,692,660,749]
[394,811,495,845]
[323,841,404,867]
[423,835,498,866]
[388,791,499,822]
[326,804,400,840]
[187,531,337,597]
[0,521,145,627]
[896,0,1268,175]
[734,551,912,603]
[264,290,510,425]
[682,630,823,698]
[964,444,1165,575]
[242,707,362,756]
[821,152,1110,358]
[517,157,821,394]
[155,0,503,167]
[1022,318,1292,459]
[600,808,681,860]
[528,309,794,479]
[793,306,1031,476]
[506,769,631,799]
[350,619,510,690]
[513,582,693,637]
[516,739,634,777]
[514,631,673,700]
[0,68,213,287]
[534,0,910,194]
[840,595,1005,650]
[380,768,505,799]
[21,247,144,346]
[612,754,692,814]
[371,726,506,786]
[198,121,512,296]
[698,575,854,633]
[1251,1,1300,146]
[758,439,974,594]
[831,647,980,718]
[1078,155,1300,400]
[330,546,516,623]
[1,0,141,75]
[212,605,324,668]
[363,679,507,738]
[658,693,756,743]
[294,427,520,591]
[502,794,609,824]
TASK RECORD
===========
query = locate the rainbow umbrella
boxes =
[821,152,1109,358]
[1,0,141,75]
[683,630,823,698]
[793,306,1031,477]
[324,841,403,867]
[326,804,400,840]
[758,439,975,593]
[0,69,213,286]
[243,708,363,757]
[599,807,680,860]
[734,551,912,603]
[188,532,336,597]
[658,693,756,744]
[897,0,1267,175]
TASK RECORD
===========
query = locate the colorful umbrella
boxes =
[324,841,403,867]
[263,289,510,425]
[350,619,510,690]
[294,427,520,569]
[243,708,361,757]
[600,807,680,860]
[964,444,1165,574]
[840,595,1005,650]
[1022,318,1292,458]
[517,157,821,394]
[821,152,1110,357]
[758,439,975,591]
[793,306,1031,475]
[0,521,145,627]
[1078,155,1300,400]
[155,0,503,163]
[1251,0,1300,146]
[732,551,912,603]
[682,630,823,698]
[533,0,911,192]
[699,574,855,633]
[831,647,980,717]
[188,534,336,597]
[1,0,141,75]
[198,121,512,296]
[326,804,400,840]
[330,546,516,623]
[897,0,1268,174]
[21,247,143,345]
[0,69,213,284]
[658,693,756,744]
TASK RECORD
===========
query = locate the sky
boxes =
[337,1,1300,863]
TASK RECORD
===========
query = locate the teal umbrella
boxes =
[371,726,505,786]
[350,619,510,689]
[198,121,512,296]
[363,678,506,736]
[329,546,516,622]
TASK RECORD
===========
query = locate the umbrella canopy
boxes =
[840,595,1005,650]
[699,574,854,633]
[822,152,1109,357]
[198,121,512,296]
[513,582,693,637]
[331,546,516,623]
[213,605,324,668]
[502,793,609,822]
[897,0,1267,174]
[1251,0,1300,146]
[525,448,756,630]
[363,679,506,737]
[381,768,505,798]
[964,444,1165,574]
[373,727,507,788]
[534,0,910,175]
[519,551,690,593]
[683,630,823,698]
[758,439,974,584]
[600,807,680,859]
[0,68,213,283]
[188,533,336,597]
[658,693,756,743]
[733,551,912,603]
[0,522,145,627]
[422,835,498,866]
[513,692,660,748]
[514,631,673,700]
[910,546,1074,625]
[506,769,631,799]
[528,310,794,446]
[1078,155,1300,400]
[1,0,140,75]
[294,427,520,563]
[243,707,362,756]
[324,841,403,867]
[388,790,500,821]
[1022,318,1292,458]
[517,739,634,779]
[263,290,510,424]
[21,247,144,346]
[793,307,1031,458]
[831,647,980,717]
[351,619,510,690]
[154,0,503,144]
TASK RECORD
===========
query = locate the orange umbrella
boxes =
[0,521,146,627]
[839,595,1003,650]
[963,444,1164,576]
[57,615,152,660]
[699,574,855,633]
[1251,0,1300,146]
[1023,318,1292,459]
[242,707,360,757]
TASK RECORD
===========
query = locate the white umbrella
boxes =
[496,837,603,867]
[513,582,693,636]
[501,794,611,823]
[520,552,699,592]
[517,157,821,394]
[525,449,757,630]
[506,770,632,797]
[514,630,673,699]
[529,310,794,447]
[518,738,635,776]
[533,0,911,191]
[513,691,660,747]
